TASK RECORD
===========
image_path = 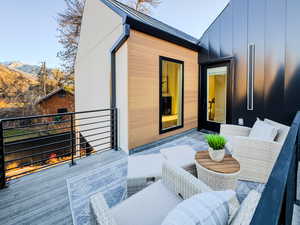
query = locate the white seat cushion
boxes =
[111,180,182,225]
[160,145,195,168]
[162,190,238,225]
[127,154,164,179]
[230,190,261,225]
[249,118,278,142]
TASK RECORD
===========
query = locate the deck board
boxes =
[0,150,120,225]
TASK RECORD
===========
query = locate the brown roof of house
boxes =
[35,88,73,104]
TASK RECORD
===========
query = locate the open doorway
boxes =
[199,59,233,131]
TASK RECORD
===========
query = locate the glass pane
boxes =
[207,66,227,123]
[161,59,183,130]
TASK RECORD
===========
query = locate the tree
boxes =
[57,0,85,74]
[120,0,161,14]
[37,62,49,96]
[57,0,161,74]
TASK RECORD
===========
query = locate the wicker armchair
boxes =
[220,119,290,183]
[90,162,212,225]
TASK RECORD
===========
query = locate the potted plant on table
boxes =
[205,134,227,162]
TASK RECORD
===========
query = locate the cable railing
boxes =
[250,111,300,225]
[0,108,118,187]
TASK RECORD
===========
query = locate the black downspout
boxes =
[110,23,130,108]
[110,23,130,150]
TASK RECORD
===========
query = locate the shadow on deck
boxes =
[0,150,124,225]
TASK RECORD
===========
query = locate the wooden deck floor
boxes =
[0,151,299,225]
[0,150,120,225]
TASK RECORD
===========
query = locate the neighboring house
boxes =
[75,0,300,153]
[36,88,74,116]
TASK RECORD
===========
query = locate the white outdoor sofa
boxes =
[220,119,290,183]
[90,162,262,225]
[91,162,211,225]
[127,145,196,196]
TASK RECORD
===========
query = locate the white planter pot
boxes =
[208,147,225,162]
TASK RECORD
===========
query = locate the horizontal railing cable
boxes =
[0,108,118,185]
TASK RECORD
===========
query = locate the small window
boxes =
[58,91,66,98]
[57,108,68,114]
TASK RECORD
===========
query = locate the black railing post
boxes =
[70,114,76,166]
[114,109,118,150]
[0,120,6,188]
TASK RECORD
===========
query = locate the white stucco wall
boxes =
[75,0,123,112]
[74,0,124,151]
[115,42,129,152]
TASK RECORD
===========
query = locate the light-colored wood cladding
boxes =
[127,30,199,149]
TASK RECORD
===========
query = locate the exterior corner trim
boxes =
[110,24,130,108]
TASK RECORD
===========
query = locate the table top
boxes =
[195,151,240,174]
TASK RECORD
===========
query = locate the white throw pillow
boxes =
[249,118,278,141]
[161,190,239,225]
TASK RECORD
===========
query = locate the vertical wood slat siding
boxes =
[127,30,198,150]
[199,0,300,126]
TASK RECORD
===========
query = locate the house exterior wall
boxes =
[38,93,74,116]
[126,30,198,150]
[75,0,123,112]
[115,42,129,152]
[75,0,124,151]
[199,0,300,126]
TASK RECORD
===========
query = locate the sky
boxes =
[0,0,229,68]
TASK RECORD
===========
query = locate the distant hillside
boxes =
[0,62,73,110]
[0,64,38,105]
[1,61,43,75]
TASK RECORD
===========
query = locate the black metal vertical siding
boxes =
[248,0,265,120]
[285,0,300,123]
[199,0,300,126]
[264,0,286,123]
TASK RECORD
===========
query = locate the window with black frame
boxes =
[159,56,184,134]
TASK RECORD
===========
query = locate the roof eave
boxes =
[125,16,200,51]
[99,0,200,51]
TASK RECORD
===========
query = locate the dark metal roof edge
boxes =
[198,1,231,45]
[199,56,235,65]
[125,16,200,51]
[99,0,200,51]
[99,0,128,18]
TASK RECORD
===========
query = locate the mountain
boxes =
[0,64,38,89]
[1,61,42,75]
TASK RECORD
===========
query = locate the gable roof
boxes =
[99,0,200,50]
[36,88,73,104]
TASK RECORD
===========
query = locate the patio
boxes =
[0,130,298,225]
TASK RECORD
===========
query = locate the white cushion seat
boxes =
[220,118,290,183]
[111,180,182,225]
[127,154,164,195]
[160,145,197,175]
[89,162,262,225]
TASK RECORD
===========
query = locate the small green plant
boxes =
[205,134,227,150]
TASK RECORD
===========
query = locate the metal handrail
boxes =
[0,108,118,187]
[250,112,300,225]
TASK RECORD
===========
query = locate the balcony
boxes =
[0,110,299,225]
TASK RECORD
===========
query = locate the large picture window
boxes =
[159,56,184,134]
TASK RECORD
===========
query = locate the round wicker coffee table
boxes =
[195,151,240,191]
